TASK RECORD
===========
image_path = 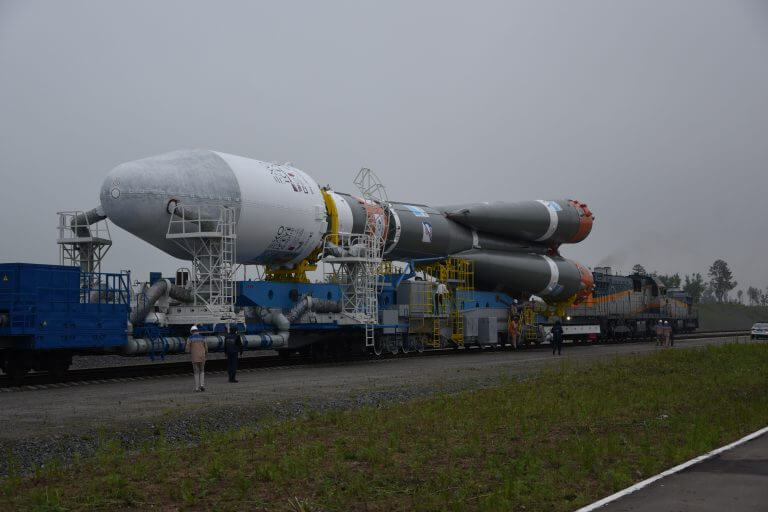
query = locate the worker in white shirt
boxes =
[435,282,449,315]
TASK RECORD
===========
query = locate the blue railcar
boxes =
[0,263,130,378]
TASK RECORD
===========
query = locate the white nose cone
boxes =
[101,149,328,266]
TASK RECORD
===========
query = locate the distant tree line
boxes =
[629,259,766,305]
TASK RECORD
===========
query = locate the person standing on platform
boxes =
[224,323,244,383]
[551,320,564,356]
[508,309,519,349]
[186,325,208,392]
[435,282,449,315]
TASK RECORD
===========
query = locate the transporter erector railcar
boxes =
[0,260,521,378]
[0,264,698,379]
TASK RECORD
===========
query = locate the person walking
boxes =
[551,320,564,356]
[655,319,664,347]
[186,325,208,392]
[224,323,243,383]
[663,320,672,348]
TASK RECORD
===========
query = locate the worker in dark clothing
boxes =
[551,320,564,356]
[224,324,243,383]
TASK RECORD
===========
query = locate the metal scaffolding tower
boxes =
[353,167,389,204]
[409,258,475,348]
[318,166,390,352]
[322,230,384,351]
[166,204,237,321]
[57,210,112,274]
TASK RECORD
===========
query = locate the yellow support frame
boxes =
[519,303,539,342]
[408,263,439,348]
[542,294,579,320]
[413,258,474,348]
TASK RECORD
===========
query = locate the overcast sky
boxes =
[1,1,767,292]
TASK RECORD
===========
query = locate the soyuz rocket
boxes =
[100,149,595,304]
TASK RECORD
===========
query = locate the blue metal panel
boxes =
[0,263,80,305]
[379,289,396,308]
[237,281,342,309]
[243,322,345,333]
[0,263,129,350]
[458,290,514,311]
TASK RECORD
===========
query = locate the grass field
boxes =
[2,343,767,511]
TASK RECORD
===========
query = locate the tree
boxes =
[708,259,737,302]
[747,286,761,305]
[701,283,715,303]
[737,290,744,304]
[632,264,647,275]
[683,273,706,303]
[657,273,681,288]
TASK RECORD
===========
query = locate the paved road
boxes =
[599,433,768,512]
[0,336,751,441]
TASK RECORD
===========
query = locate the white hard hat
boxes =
[190,325,199,332]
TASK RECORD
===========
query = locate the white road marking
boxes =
[575,425,768,511]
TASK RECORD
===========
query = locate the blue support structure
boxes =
[237,280,342,309]
[0,263,130,350]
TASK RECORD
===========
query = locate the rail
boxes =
[1,330,755,389]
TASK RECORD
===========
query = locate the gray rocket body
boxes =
[458,250,586,301]
[440,200,591,246]
[100,149,594,303]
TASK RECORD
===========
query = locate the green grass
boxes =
[2,343,767,511]
[697,303,768,330]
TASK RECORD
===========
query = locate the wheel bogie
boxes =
[0,350,73,381]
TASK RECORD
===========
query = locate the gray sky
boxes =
[1,0,767,292]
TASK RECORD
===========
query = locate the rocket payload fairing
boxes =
[100,149,594,303]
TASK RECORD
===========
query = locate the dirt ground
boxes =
[0,336,750,442]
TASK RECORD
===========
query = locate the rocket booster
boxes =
[100,149,594,303]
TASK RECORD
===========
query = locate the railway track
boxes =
[0,354,313,391]
[0,330,751,391]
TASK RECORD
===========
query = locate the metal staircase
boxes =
[520,303,539,342]
[322,230,384,351]
[408,258,474,349]
[166,204,238,323]
[446,258,474,347]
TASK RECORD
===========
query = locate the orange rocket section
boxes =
[568,200,594,244]
[573,260,594,305]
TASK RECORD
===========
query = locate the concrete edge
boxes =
[574,425,768,512]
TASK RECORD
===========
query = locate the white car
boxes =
[750,323,768,340]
